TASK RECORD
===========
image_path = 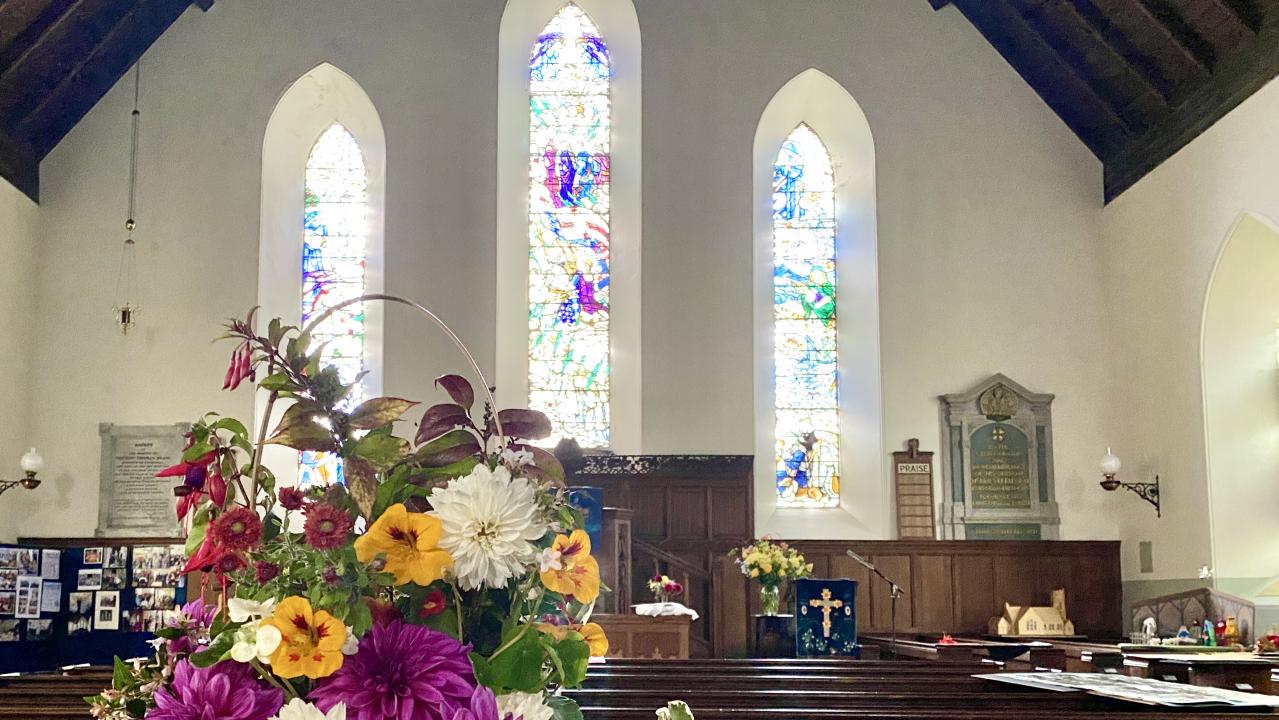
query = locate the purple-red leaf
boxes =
[496,409,553,441]
[510,443,565,485]
[416,403,474,445]
[434,374,475,411]
[414,429,482,467]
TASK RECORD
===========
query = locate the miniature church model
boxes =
[990,588,1075,637]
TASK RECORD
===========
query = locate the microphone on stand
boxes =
[847,550,904,659]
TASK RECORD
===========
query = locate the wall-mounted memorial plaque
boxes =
[892,439,936,539]
[96,424,188,538]
[938,374,1059,540]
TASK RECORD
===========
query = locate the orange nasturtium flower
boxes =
[537,621,610,657]
[354,503,453,587]
[262,596,347,680]
[539,529,601,603]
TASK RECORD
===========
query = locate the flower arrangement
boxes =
[647,575,684,604]
[1258,629,1279,655]
[727,539,812,616]
[88,301,629,720]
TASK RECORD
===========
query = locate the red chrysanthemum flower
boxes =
[254,561,281,584]
[209,507,263,552]
[321,566,340,586]
[303,504,354,551]
[218,553,246,574]
[278,487,307,511]
[419,589,448,618]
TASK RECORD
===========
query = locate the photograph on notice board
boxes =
[15,549,37,576]
[77,568,103,590]
[83,547,103,565]
[26,618,52,641]
[134,587,177,612]
[101,568,127,591]
[131,545,184,588]
[40,581,61,613]
[103,546,128,569]
[14,576,41,619]
[0,592,13,615]
[0,619,17,642]
[0,568,15,591]
[67,592,93,635]
[0,548,15,568]
[94,591,120,631]
[40,549,60,580]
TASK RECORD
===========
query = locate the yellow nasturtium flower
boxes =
[262,597,346,680]
[355,503,453,586]
[538,621,610,657]
[539,529,601,603]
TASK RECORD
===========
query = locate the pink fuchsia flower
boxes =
[278,487,307,511]
[149,659,283,720]
[210,507,263,552]
[310,621,477,720]
[304,503,354,551]
[223,340,256,391]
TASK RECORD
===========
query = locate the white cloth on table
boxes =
[632,602,699,621]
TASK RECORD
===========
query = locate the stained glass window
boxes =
[528,4,611,447]
[300,124,368,486]
[773,124,839,508]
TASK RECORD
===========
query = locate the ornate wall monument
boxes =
[938,374,1059,540]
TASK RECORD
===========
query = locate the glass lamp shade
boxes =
[1099,448,1122,476]
[19,448,43,474]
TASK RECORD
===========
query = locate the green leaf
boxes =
[344,456,377,521]
[483,629,546,693]
[124,698,149,718]
[547,696,586,720]
[267,405,336,452]
[189,631,234,668]
[551,632,591,688]
[181,441,214,462]
[406,457,480,486]
[349,397,420,430]
[210,417,249,438]
[258,372,293,393]
[659,701,696,720]
[112,656,131,688]
[351,432,409,472]
[185,508,209,555]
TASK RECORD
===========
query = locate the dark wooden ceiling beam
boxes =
[0,0,138,128]
[14,0,200,157]
[1062,0,1178,98]
[1134,0,1219,71]
[1216,0,1266,30]
[951,0,1134,156]
[1105,9,1279,200]
[1008,0,1168,130]
[0,129,40,202]
[0,0,76,67]
[1081,0,1210,92]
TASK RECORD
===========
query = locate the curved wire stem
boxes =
[297,293,504,439]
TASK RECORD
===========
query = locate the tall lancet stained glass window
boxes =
[773,124,839,508]
[528,4,611,447]
[300,124,369,486]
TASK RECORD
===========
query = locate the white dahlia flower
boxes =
[429,464,546,590]
[496,692,554,720]
[271,699,346,720]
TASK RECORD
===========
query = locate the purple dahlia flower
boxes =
[310,621,478,720]
[451,686,499,720]
[148,659,283,720]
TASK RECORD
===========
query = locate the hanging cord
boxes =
[115,63,141,311]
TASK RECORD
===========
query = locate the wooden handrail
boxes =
[632,538,711,580]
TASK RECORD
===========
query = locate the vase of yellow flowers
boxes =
[729,539,813,616]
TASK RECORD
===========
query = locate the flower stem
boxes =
[451,582,465,643]
[249,383,279,503]
[251,658,298,699]
[489,587,544,661]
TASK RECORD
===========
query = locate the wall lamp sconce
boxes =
[1099,448,1160,517]
[0,448,43,499]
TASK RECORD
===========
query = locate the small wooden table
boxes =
[1123,651,1277,695]
[592,613,691,659]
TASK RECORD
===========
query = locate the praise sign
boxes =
[893,439,935,539]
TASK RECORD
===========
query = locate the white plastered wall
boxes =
[0,180,40,541]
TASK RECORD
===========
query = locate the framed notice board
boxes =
[892,439,936,539]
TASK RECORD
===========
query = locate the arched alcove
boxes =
[257,62,387,487]
[753,68,883,540]
[496,0,642,453]
[1201,212,1279,597]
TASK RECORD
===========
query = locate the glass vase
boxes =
[759,584,781,616]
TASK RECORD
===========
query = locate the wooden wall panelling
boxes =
[953,554,997,631]
[913,553,955,630]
